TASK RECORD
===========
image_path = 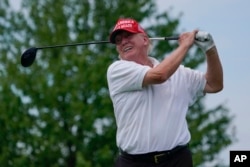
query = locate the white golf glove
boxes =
[194,31,215,52]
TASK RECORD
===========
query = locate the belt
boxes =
[120,144,188,164]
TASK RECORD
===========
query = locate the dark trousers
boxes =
[114,145,193,167]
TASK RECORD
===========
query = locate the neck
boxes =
[138,57,153,67]
[121,54,153,67]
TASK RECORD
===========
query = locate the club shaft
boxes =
[37,41,110,50]
[36,36,179,50]
[150,36,179,41]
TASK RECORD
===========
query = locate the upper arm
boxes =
[203,47,224,93]
[204,79,223,93]
[204,83,214,93]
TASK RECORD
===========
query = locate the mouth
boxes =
[123,46,133,53]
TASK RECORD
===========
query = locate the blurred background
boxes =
[0,0,248,166]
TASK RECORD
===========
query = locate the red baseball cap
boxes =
[109,18,146,44]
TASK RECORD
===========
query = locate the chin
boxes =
[122,52,136,60]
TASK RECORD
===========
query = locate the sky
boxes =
[155,0,250,165]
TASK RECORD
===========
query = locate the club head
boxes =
[21,47,38,67]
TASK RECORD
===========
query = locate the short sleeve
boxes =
[107,60,150,96]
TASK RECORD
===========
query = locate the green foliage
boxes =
[0,0,234,166]
[188,98,235,166]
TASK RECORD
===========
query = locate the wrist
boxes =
[205,43,215,52]
[205,46,217,55]
[179,43,191,53]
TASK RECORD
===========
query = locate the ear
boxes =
[142,35,149,46]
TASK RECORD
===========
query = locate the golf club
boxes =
[21,36,179,67]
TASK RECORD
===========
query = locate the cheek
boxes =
[116,46,121,53]
[116,46,125,58]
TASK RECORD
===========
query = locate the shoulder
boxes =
[108,60,132,70]
[107,60,143,75]
[173,65,204,82]
[108,60,124,71]
[173,65,188,75]
[177,65,198,74]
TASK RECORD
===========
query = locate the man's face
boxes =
[115,31,148,61]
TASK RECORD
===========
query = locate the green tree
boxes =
[0,0,235,166]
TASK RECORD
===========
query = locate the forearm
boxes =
[143,45,189,85]
[143,30,197,86]
[204,46,223,93]
[156,45,189,79]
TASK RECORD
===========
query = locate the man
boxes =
[107,18,223,167]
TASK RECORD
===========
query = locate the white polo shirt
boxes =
[107,57,206,154]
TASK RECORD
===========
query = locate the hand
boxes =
[178,30,198,49]
[194,31,215,53]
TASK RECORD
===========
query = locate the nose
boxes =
[120,36,129,45]
[115,35,128,45]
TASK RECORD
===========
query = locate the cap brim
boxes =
[110,29,140,44]
[110,30,122,44]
